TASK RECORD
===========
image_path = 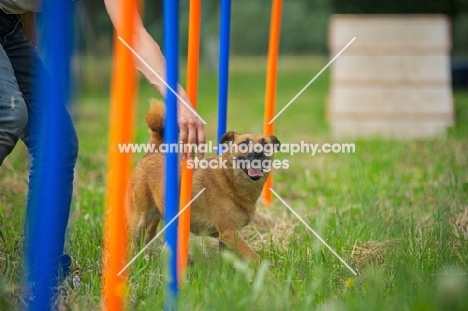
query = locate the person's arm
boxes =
[20,12,37,47]
[103,0,205,159]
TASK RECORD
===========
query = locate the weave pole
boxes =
[178,0,201,284]
[262,0,283,205]
[217,0,231,153]
[163,0,180,307]
[25,1,72,309]
[102,0,138,309]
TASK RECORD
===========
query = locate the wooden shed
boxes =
[328,15,454,138]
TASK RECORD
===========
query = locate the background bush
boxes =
[74,0,468,57]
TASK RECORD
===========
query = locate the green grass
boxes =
[1,56,468,310]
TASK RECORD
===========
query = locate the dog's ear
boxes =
[220,131,240,144]
[267,135,281,151]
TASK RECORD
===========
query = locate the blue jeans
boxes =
[0,11,77,280]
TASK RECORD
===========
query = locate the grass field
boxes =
[1,56,468,310]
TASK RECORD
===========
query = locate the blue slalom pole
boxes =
[25,0,73,310]
[217,0,231,154]
[163,0,180,308]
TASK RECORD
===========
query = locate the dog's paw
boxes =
[249,252,261,265]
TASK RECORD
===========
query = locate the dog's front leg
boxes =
[218,229,260,262]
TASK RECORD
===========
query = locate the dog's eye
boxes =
[239,141,249,146]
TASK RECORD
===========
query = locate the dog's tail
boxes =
[146,99,165,146]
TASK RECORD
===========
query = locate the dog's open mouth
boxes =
[244,167,264,181]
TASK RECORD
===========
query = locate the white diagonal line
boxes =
[118,36,207,124]
[269,188,358,276]
[117,188,206,276]
[269,37,356,124]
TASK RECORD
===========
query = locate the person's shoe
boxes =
[56,254,72,282]
[24,253,73,310]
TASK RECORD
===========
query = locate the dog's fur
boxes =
[126,99,280,262]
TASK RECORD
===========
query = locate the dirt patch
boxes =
[351,239,403,269]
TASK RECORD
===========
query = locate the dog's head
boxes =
[220,131,281,182]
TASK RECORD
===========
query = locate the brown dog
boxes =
[126,99,281,262]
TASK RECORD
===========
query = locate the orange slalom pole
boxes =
[178,0,201,284]
[262,0,283,205]
[102,0,138,309]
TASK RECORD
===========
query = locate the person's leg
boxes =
[2,14,78,280]
[0,13,28,165]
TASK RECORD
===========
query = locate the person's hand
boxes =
[177,95,205,160]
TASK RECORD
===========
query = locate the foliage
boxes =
[74,0,468,56]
